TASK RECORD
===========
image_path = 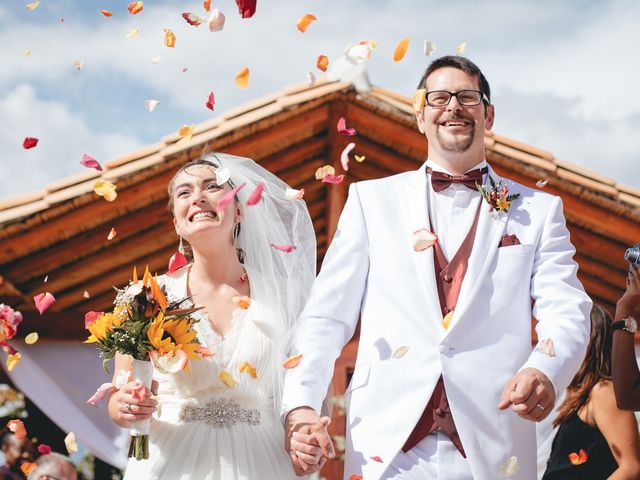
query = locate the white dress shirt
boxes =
[425,158,487,262]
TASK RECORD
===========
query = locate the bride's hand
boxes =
[110,380,158,428]
[285,407,334,476]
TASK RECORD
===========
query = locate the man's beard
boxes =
[435,127,475,153]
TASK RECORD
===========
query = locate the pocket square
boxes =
[498,233,521,247]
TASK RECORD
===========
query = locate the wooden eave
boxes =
[1,80,639,340]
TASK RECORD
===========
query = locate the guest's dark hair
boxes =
[553,304,611,427]
[416,55,491,105]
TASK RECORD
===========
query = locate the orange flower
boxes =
[568,449,588,465]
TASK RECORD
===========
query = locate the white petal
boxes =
[214,166,231,185]
[412,229,437,251]
[207,8,226,32]
[144,99,160,112]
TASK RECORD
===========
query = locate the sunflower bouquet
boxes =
[85,266,202,460]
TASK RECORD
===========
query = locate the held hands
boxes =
[617,265,640,319]
[285,406,335,476]
[111,379,159,428]
[498,368,555,421]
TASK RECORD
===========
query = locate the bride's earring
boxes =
[178,237,186,255]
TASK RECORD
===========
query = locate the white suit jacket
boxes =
[282,163,591,480]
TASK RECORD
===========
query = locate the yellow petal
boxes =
[392,346,409,359]
[442,311,454,330]
[499,455,520,477]
[413,88,426,112]
[235,67,250,88]
[219,371,236,388]
[93,180,117,202]
[232,295,251,309]
[314,165,335,180]
[393,37,410,62]
[26,1,40,11]
[239,361,257,379]
[24,48,32,56]
[25,332,39,345]
[354,154,366,163]
[64,432,78,454]
[7,353,22,372]
[126,28,140,38]
[456,42,467,54]
[164,28,176,48]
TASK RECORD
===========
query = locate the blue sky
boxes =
[2,0,639,200]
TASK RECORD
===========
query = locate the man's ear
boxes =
[484,104,495,131]
[416,110,426,134]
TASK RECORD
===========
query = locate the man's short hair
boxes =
[27,452,77,480]
[417,55,491,104]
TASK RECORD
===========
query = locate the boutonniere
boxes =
[477,175,520,214]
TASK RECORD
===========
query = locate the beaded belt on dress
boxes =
[178,397,261,428]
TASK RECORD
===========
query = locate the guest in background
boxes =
[0,428,37,480]
[542,304,640,479]
[26,452,77,480]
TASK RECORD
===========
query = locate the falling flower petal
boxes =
[80,153,103,171]
[349,476,363,480]
[322,174,345,184]
[239,361,257,379]
[538,338,556,357]
[24,48,32,56]
[235,67,250,88]
[232,296,251,309]
[176,124,194,146]
[100,10,113,17]
[182,67,188,73]
[271,243,296,253]
[306,72,316,86]
[37,444,52,455]
[316,55,329,72]
[86,382,114,405]
[337,117,357,136]
[412,229,437,252]
[93,180,118,201]
[536,179,548,188]
[43,275,48,282]
[355,154,365,163]
[24,332,39,345]
[315,165,335,180]
[393,37,410,62]
[456,42,467,54]
[442,311,454,330]
[168,252,188,273]
[500,456,520,477]
[83,290,90,299]
[21,463,37,476]
[7,420,27,439]
[7,353,21,371]
[246,182,264,206]
[235,0,256,18]
[151,55,162,64]
[344,42,373,65]
[219,370,236,388]
[197,345,216,358]
[34,292,55,314]
[285,188,305,200]
[144,99,160,112]
[128,1,143,15]
[392,346,409,359]
[182,12,203,26]
[64,432,78,454]
[207,8,226,31]
[23,137,38,149]
[370,456,383,463]
[413,89,426,112]
[164,28,176,48]
[150,350,188,374]
[84,311,103,328]
[214,166,231,185]
[204,0,211,12]
[74,60,84,71]
[25,1,39,11]
[126,28,139,38]
[341,142,356,171]
[423,40,437,56]
[205,91,215,111]
[297,14,317,33]
[568,449,588,465]
[107,227,117,240]
[216,183,246,212]
[283,354,303,369]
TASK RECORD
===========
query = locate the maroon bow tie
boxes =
[427,166,488,192]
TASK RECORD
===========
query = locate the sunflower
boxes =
[84,312,122,344]
[147,314,199,360]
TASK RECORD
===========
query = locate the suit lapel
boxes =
[444,165,509,334]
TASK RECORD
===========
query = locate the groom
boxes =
[282,56,591,479]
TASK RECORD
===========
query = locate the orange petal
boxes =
[128,1,144,15]
[239,361,258,379]
[164,28,176,48]
[219,370,236,388]
[7,419,27,439]
[235,67,250,88]
[99,10,113,17]
[25,332,39,345]
[393,37,410,62]
[349,476,363,480]
[232,295,251,309]
[107,227,117,240]
[93,180,118,201]
[283,354,303,369]
[21,462,37,475]
[297,14,317,33]
[316,55,329,72]
[413,88,426,112]
[204,0,211,11]
[568,448,588,465]
[197,345,216,358]
[64,432,78,454]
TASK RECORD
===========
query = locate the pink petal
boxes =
[370,456,383,463]
[206,91,215,111]
[80,154,103,171]
[216,182,246,212]
[337,117,357,136]
[340,142,356,171]
[23,137,39,149]
[271,243,296,253]
[86,382,113,405]
[84,311,104,328]
[246,182,264,206]
[37,444,52,455]
[33,292,55,315]
[322,174,345,184]
[182,12,202,26]
[168,252,188,273]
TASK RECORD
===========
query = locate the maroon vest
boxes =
[402,203,482,456]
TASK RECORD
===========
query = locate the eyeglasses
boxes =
[426,90,488,107]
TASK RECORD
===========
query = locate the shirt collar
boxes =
[425,158,488,176]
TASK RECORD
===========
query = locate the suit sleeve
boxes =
[281,183,370,416]
[521,195,592,396]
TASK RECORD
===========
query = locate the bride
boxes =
[107,153,322,479]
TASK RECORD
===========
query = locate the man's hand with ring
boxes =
[498,368,555,421]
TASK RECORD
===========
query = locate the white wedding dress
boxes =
[123,266,301,480]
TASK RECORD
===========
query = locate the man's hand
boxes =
[498,368,555,421]
[284,406,335,476]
